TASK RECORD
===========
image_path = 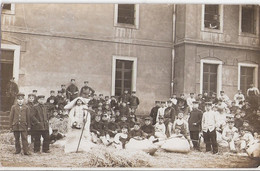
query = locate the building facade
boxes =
[1,4,260,116]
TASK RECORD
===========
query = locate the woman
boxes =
[247,84,259,113]
[64,97,95,153]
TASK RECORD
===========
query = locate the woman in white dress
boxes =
[63,97,95,153]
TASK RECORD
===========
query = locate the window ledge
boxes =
[2,9,15,15]
[114,23,139,30]
[239,32,259,38]
[201,28,223,34]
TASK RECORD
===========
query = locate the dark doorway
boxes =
[203,63,218,94]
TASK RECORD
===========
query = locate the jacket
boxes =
[188,108,203,131]
[31,104,50,130]
[9,104,31,131]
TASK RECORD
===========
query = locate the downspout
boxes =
[171,4,176,97]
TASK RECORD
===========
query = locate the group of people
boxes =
[8,78,260,156]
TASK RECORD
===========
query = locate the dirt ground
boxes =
[0,141,259,169]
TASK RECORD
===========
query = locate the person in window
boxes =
[246,84,259,113]
[6,77,19,111]
[66,79,79,102]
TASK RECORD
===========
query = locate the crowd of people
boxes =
[7,78,260,156]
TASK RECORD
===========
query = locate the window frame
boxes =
[200,59,223,97]
[111,56,137,96]
[239,5,259,37]
[114,4,140,29]
[201,4,224,33]
[1,44,21,82]
[238,63,258,91]
[1,3,15,15]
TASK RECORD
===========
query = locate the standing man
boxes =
[188,101,203,151]
[9,93,30,155]
[31,95,50,153]
[149,101,161,125]
[247,84,259,113]
[164,100,176,137]
[80,81,95,98]
[119,89,131,105]
[201,102,219,154]
[129,91,140,113]
[6,77,19,111]
[66,79,79,101]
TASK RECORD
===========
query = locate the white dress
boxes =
[64,104,95,153]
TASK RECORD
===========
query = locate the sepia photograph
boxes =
[0,1,260,169]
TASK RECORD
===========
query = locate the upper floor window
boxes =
[1,3,15,15]
[239,5,259,35]
[114,4,139,29]
[201,5,223,33]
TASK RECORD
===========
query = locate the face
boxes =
[95,116,101,122]
[235,114,241,119]
[240,130,245,136]
[161,103,166,107]
[84,82,88,86]
[134,125,140,130]
[62,85,66,89]
[145,120,151,125]
[190,94,194,98]
[156,102,160,106]
[205,105,211,111]
[204,92,208,96]
[17,98,24,105]
[228,122,234,129]
[38,98,45,104]
[76,99,83,105]
[193,104,199,109]
[243,122,249,127]
[124,90,128,94]
[122,102,126,107]
[50,92,55,96]
[115,111,120,116]
[121,117,127,122]
[178,113,184,119]
[168,102,172,107]
[131,118,135,122]
[105,97,109,100]
[28,96,35,103]
[71,80,75,84]
[159,118,164,124]
[198,95,202,98]
[181,95,185,99]
[241,112,246,117]
[122,128,128,134]
[102,116,108,121]
[110,117,115,122]
[105,105,109,109]
[173,95,177,99]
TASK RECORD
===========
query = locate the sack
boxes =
[246,140,260,158]
[161,137,190,153]
[125,139,159,155]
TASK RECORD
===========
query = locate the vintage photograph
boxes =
[0,2,260,169]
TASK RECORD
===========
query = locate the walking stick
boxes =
[76,110,88,153]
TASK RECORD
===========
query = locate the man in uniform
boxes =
[150,101,161,125]
[119,89,131,105]
[9,93,30,155]
[31,95,50,153]
[80,81,95,98]
[6,77,19,111]
[32,90,38,105]
[129,91,140,113]
[66,79,79,101]
[188,101,203,151]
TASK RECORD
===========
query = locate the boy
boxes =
[156,101,167,123]
[234,90,245,107]
[150,101,161,125]
[221,120,239,152]
[110,96,118,110]
[188,101,203,151]
[234,113,243,131]
[141,117,155,140]
[118,115,130,130]
[32,90,38,105]
[229,101,238,114]
[129,122,144,140]
[164,100,176,137]
[98,94,105,104]
[26,93,36,144]
[31,95,51,153]
[209,92,218,105]
[9,93,30,155]
[80,81,95,98]
[108,115,120,138]
[118,89,131,105]
[170,94,178,105]
[60,84,67,98]
[46,90,57,116]
[66,79,79,101]
[119,101,130,116]
[219,90,230,106]
[100,114,111,145]
[154,116,167,139]
[128,115,137,130]
[114,109,121,122]
[201,102,218,154]
[177,94,188,113]
[186,93,196,111]
[90,115,104,143]
[129,91,140,112]
[56,90,67,113]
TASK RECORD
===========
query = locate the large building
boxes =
[1,4,260,116]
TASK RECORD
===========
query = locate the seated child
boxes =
[221,120,239,152]
[234,113,243,131]
[238,128,254,153]
[113,126,130,149]
[50,129,65,144]
[129,122,144,140]
[141,117,155,141]
[90,115,104,143]
[118,115,130,130]
[154,116,167,140]
[108,115,120,138]
[172,112,193,148]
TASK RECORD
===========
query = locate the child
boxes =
[149,101,161,125]
[170,94,178,105]
[156,101,167,123]
[234,113,243,131]
[216,108,227,132]
[50,129,65,144]
[186,93,196,111]
[110,96,118,110]
[108,115,120,138]
[9,93,31,155]
[233,90,245,107]
[100,114,111,145]
[90,115,104,143]
[129,91,140,112]
[238,128,254,153]
[60,84,67,98]
[221,120,239,152]
[242,120,254,134]
[113,126,130,149]
[119,101,130,116]
[141,117,155,141]
[154,116,167,139]
[118,115,130,130]
[56,90,67,113]
[66,79,79,101]
[129,122,144,140]
[114,109,121,122]
[128,115,137,130]
[170,126,185,138]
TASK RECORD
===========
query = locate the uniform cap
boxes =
[50,90,55,93]
[220,90,224,93]
[99,94,103,96]
[28,93,34,97]
[33,90,38,92]
[84,81,89,83]
[71,79,75,81]
[37,95,45,99]
[17,93,25,99]
[145,116,152,120]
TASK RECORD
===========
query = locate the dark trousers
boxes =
[190,131,200,150]
[34,130,50,152]
[13,131,29,153]
[203,129,218,153]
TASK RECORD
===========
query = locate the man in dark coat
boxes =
[119,89,131,105]
[6,77,19,111]
[188,101,203,151]
[66,79,79,101]
[164,100,176,137]
[26,93,36,144]
[31,95,50,153]
[80,81,95,98]
[129,91,140,112]
[150,101,161,125]
[9,93,30,155]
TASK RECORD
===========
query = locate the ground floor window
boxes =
[200,59,223,96]
[238,63,259,95]
[112,56,137,96]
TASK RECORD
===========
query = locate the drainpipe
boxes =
[171,4,176,97]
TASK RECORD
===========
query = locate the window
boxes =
[203,64,218,94]
[239,5,259,35]
[114,4,139,29]
[201,5,223,32]
[238,63,258,95]
[1,3,15,15]
[200,59,223,97]
[112,56,137,96]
